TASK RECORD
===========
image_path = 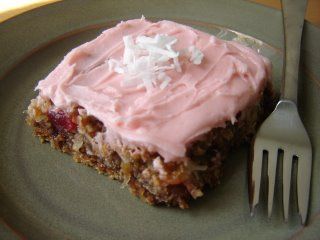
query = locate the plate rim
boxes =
[0,1,319,239]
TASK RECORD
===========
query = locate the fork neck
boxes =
[281,0,308,103]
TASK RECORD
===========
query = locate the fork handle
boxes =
[281,0,308,103]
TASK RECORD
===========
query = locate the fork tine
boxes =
[282,152,293,222]
[297,148,312,225]
[251,143,263,215]
[267,149,278,218]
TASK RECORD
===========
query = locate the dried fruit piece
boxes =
[48,110,77,133]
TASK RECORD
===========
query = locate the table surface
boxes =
[0,0,319,27]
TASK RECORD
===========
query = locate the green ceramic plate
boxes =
[0,1,319,239]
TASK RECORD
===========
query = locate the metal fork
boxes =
[250,0,312,225]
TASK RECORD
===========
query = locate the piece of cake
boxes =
[26,18,274,208]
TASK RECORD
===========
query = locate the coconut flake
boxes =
[173,57,182,72]
[231,115,237,124]
[114,66,125,74]
[108,33,204,90]
[153,157,167,178]
[107,59,121,72]
[160,78,171,90]
[189,46,204,65]
[123,35,135,65]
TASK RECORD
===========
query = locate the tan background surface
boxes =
[0,0,319,26]
[251,0,319,26]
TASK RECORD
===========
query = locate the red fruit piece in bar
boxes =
[48,110,77,133]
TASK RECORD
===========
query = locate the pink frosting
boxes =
[36,18,271,162]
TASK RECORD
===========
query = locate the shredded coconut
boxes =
[152,157,167,178]
[188,46,204,65]
[107,33,204,91]
[231,116,237,125]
